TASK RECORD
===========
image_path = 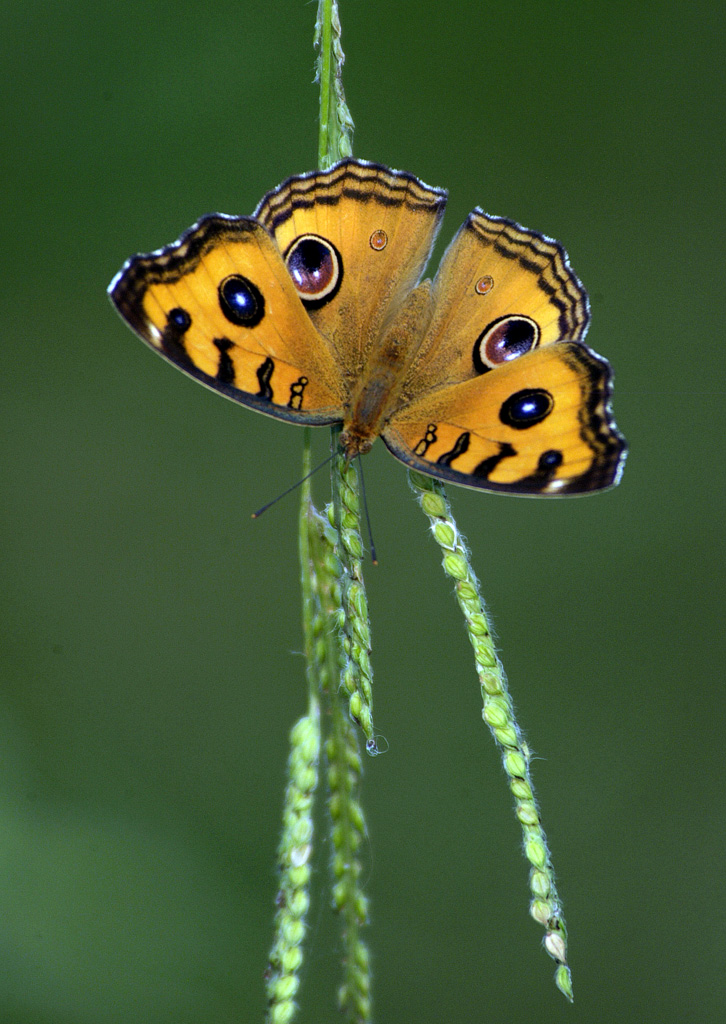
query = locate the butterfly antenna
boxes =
[356,455,378,565]
[251,452,336,518]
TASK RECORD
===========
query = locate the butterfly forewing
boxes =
[402,210,591,396]
[255,160,447,376]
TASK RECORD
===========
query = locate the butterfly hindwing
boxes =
[384,342,625,495]
[108,214,346,424]
[254,159,447,375]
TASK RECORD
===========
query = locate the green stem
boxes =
[316,4,375,750]
[265,434,322,1024]
[330,432,377,753]
[308,514,372,1023]
[316,0,334,168]
[315,0,354,168]
[298,429,318,713]
[409,471,574,1002]
[313,6,372,1018]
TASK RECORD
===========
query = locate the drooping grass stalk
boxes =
[329,428,377,753]
[408,471,574,1001]
[315,0,376,751]
[266,6,373,1022]
[264,709,319,1023]
[265,433,322,1024]
[315,5,373,1018]
[310,507,372,1022]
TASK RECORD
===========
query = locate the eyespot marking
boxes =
[500,388,553,429]
[369,229,388,250]
[285,234,342,308]
[473,315,540,373]
[168,307,191,331]
[219,275,265,327]
[539,449,563,470]
[161,308,194,366]
[475,276,494,295]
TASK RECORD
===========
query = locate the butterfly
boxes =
[108,158,626,495]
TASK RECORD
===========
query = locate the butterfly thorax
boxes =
[340,282,434,457]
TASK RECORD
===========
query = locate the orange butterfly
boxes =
[108,159,625,495]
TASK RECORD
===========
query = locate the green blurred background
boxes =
[2,2,724,1021]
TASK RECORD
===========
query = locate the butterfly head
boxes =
[339,426,375,460]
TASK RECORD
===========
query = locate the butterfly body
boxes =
[341,280,435,456]
[109,159,626,495]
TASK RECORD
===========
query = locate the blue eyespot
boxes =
[500,388,554,429]
[539,449,563,469]
[168,307,191,331]
[218,275,265,327]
